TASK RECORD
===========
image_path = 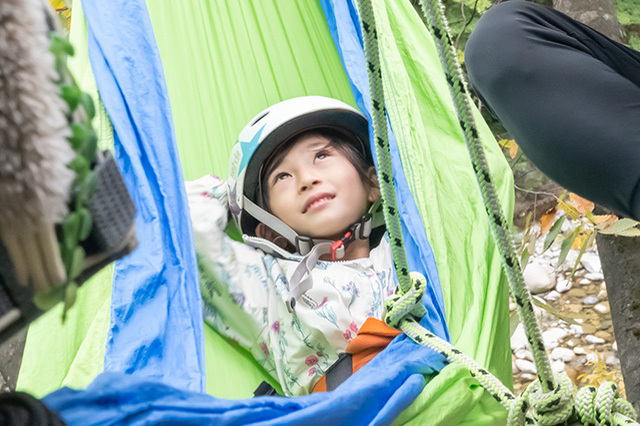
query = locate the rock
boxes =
[579,356,587,364]
[542,328,568,349]
[580,253,602,274]
[579,278,590,285]
[509,302,517,311]
[566,304,582,313]
[595,330,612,340]
[586,353,599,363]
[566,339,575,347]
[523,261,557,294]
[583,296,599,305]
[597,290,607,299]
[585,272,604,281]
[572,289,587,298]
[514,348,533,361]
[551,347,575,362]
[585,335,605,344]
[593,303,610,314]
[560,251,579,270]
[569,324,583,335]
[544,291,561,302]
[613,341,617,352]
[515,359,537,374]
[521,373,537,381]
[606,355,619,366]
[511,324,528,351]
[552,360,566,372]
[556,279,572,293]
[574,347,586,355]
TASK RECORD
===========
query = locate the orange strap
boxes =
[312,318,401,393]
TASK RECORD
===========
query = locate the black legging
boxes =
[465,1,640,221]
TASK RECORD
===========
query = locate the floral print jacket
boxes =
[187,175,395,396]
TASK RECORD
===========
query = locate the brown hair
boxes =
[259,128,377,211]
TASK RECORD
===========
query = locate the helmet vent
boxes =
[250,111,269,126]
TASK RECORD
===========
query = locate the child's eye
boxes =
[315,150,329,161]
[272,172,290,185]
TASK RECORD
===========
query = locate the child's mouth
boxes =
[303,193,334,213]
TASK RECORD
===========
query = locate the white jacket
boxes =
[187,174,395,396]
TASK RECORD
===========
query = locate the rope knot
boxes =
[575,381,637,425]
[384,271,427,329]
[509,373,574,425]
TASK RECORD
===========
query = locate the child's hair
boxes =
[259,128,377,211]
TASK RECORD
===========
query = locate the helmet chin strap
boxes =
[243,198,383,312]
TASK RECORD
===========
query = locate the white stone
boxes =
[574,347,586,355]
[552,360,566,373]
[542,328,569,349]
[521,373,537,381]
[509,302,517,312]
[585,272,604,281]
[515,359,537,374]
[583,296,599,305]
[569,324,583,335]
[523,260,557,294]
[544,291,561,301]
[613,341,618,352]
[556,279,572,293]
[597,290,607,299]
[551,347,576,363]
[515,348,533,361]
[566,340,575,347]
[585,335,605,344]
[511,324,528,351]
[594,303,610,314]
[581,253,602,274]
[606,355,619,366]
[560,251,579,270]
[580,278,590,285]
[586,353,599,363]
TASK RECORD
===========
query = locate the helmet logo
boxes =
[237,124,266,176]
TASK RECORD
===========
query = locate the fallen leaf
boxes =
[540,209,557,236]
[569,193,595,214]
[509,141,518,159]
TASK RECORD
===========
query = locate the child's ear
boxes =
[255,223,291,251]
[367,167,381,202]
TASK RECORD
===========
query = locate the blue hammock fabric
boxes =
[42,0,450,424]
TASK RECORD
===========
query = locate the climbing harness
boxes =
[355,0,639,423]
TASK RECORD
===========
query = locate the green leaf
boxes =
[68,124,86,150]
[615,227,640,237]
[570,230,595,279]
[532,296,584,326]
[81,126,98,164]
[78,208,92,241]
[520,249,531,270]
[558,227,579,266]
[68,155,89,178]
[80,92,96,120]
[62,212,80,249]
[597,218,640,235]
[509,310,520,337]
[61,85,82,111]
[62,282,78,322]
[543,216,566,252]
[68,247,85,280]
[77,171,98,206]
[49,35,75,57]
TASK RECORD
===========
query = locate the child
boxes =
[187,96,396,396]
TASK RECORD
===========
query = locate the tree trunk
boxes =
[553,0,640,414]
[597,233,640,414]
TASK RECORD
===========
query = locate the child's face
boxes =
[265,134,376,240]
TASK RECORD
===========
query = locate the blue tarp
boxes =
[43,0,450,424]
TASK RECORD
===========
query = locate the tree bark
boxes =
[596,233,640,414]
[553,0,640,414]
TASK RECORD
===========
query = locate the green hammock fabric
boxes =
[19,0,514,423]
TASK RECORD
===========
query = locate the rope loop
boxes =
[509,373,574,426]
[575,382,637,425]
[384,271,427,329]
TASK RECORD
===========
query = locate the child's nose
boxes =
[298,173,321,192]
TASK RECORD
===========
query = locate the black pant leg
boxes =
[465,1,640,220]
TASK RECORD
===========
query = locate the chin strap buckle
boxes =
[330,226,357,261]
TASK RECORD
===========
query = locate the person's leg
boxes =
[465,1,640,220]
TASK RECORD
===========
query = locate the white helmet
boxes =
[227,96,382,257]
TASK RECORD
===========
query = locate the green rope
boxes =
[356,0,412,295]
[355,0,639,424]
